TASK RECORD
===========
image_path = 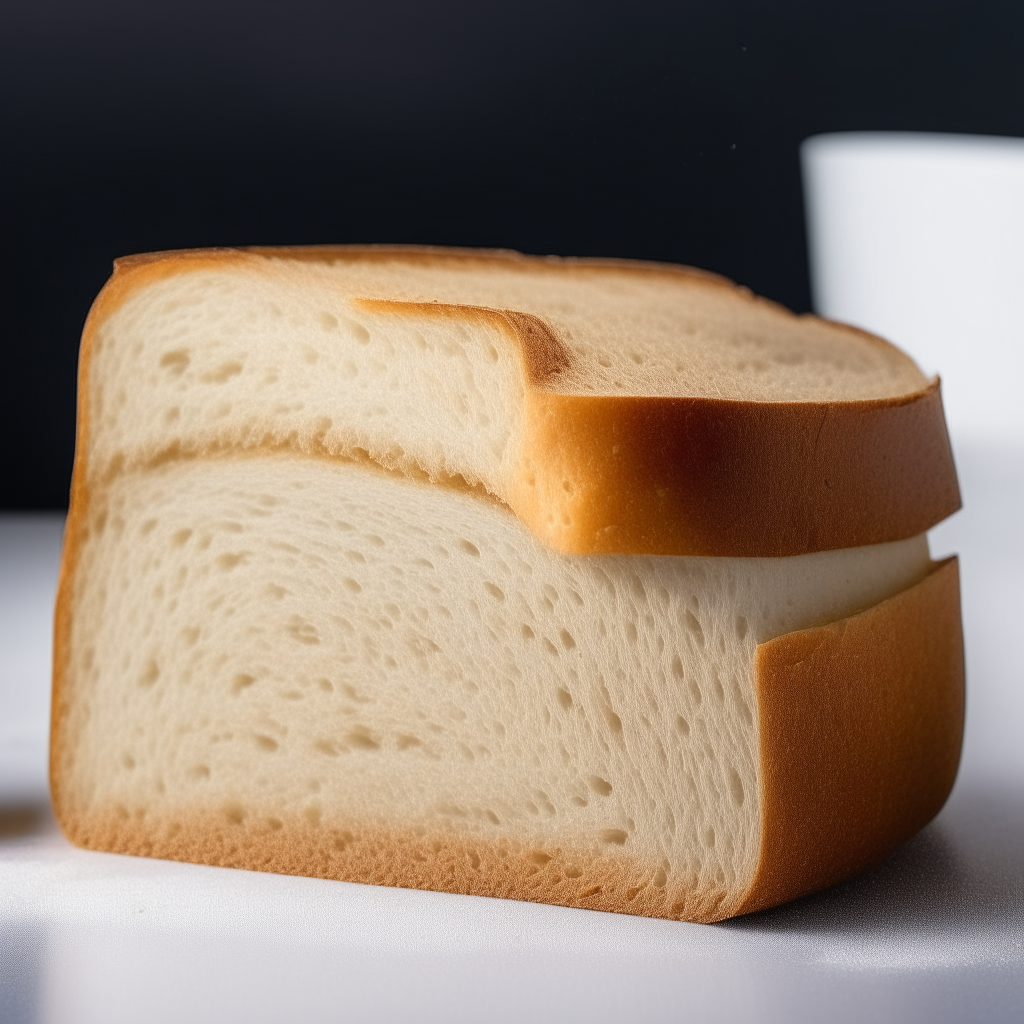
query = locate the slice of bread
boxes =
[78,246,960,556]
[52,456,962,922]
[52,246,965,922]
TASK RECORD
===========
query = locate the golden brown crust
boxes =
[737,557,965,916]
[50,251,104,825]
[55,809,732,924]
[514,383,960,556]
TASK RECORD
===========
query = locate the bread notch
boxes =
[52,247,965,922]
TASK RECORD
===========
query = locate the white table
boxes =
[3,440,1023,1024]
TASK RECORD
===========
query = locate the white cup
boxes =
[801,132,1024,444]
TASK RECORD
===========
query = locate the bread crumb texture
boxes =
[52,457,956,922]
[79,247,959,557]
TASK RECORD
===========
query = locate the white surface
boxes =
[0,517,62,806]
[802,132,1024,445]
[2,449,1024,1022]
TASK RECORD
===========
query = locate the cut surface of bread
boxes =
[52,456,963,922]
[78,246,960,556]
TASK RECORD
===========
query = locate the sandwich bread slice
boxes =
[52,247,964,922]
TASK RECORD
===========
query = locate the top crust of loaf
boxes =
[78,245,961,556]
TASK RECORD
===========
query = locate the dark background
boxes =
[2,0,1023,510]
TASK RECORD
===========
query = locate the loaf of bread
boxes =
[52,247,965,922]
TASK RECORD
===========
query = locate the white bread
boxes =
[52,247,965,922]
[79,246,960,556]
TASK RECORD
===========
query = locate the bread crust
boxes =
[516,384,959,556]
[54,809,735,925]
[737,556,964,915]
[77,245,960,558]
[51,551,964,923]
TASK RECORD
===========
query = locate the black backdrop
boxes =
[3,0,1023,509]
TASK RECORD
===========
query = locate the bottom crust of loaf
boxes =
[59,810,737,923]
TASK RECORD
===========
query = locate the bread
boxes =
[79,246,959,556]
[52,246,965,922]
